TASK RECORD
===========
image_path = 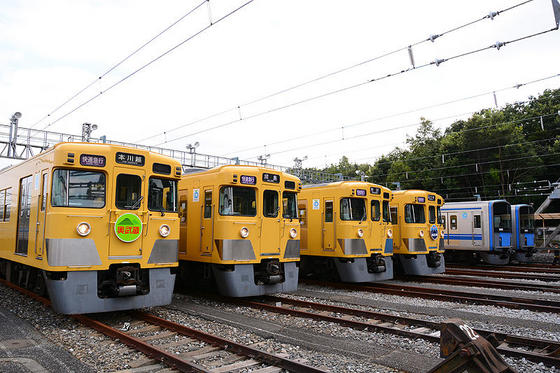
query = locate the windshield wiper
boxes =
[129,196,144,209]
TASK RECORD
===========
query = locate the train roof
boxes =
[302,180,391,192]
[181,164,301,182]
[442,199,510,207]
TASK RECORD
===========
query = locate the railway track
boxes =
[398,275,560,294]
[301,279,560,313]
[229,295,560,367]
[447,264,560,275]
[0,279,325,373]
[444,268,560,282]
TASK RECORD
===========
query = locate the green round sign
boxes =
[115,213,143,242]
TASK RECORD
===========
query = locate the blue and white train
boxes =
[511,204,535,263]
[441,200,513,265]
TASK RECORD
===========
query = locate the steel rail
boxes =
[447,264,560,275]
[398,275,560,294]
[230,295,560,367]
[301,279,560,313]
[445,268,560,282]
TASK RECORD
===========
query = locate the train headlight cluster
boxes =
[289,228,297,238]
[240,227,250,238]
[357,229,364,238]
[387,229,393,238]
[76,222,91,237]
[159,224,170,237]
[419,230,425,238]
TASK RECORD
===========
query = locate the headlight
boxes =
[419,230,425,238]
[159,224,170,237]
[357,229,364,238]
[440,231,445,238]
[290,228,297,238]
[76,222,91,236]
[387,229,393,238]
[240,227,249,238]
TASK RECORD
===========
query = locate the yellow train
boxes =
[177,165,301,297]
[0,143,181,314]
[298,181,394,282]
[390,190,445,275]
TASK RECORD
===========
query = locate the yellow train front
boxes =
[178,165,301,297]
[298,182,394,282]
[390,190,445,275]
[0,143,181,314]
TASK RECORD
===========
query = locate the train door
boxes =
[15,175,33,255]
[34,170,49,258]
[472,212,482,246]
[261,189,281,255]
[323,199,335,251]
[200,188,213,256]
[178,192,188,255]
[109,168,146,258]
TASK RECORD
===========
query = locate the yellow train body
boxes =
[0,142,181,313]
[178,165,301,296]
[390,189,446,275]
[298,181,394,282]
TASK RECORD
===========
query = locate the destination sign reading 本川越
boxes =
[116,152,145,166]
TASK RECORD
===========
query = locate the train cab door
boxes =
[472,212,482,246]
[261,189,281,256]
[200,188,213,256]
[34,170,49,258]
[15,175,33,256]
[178,192,188,255]
[109,169,147,258]
[323,199,335,251]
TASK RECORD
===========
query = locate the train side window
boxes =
[371,200,380,221]
[0,189,5,221]
[116,174,140,210]
[179,197,187,223]
[325,201,333,222]
[450,215,458,230]
[204,191,212,218]
[4,188,11,221]
[390,207,398,223]
[263,190,279,218]
[41,174,48,211]
[473,215,481,229]
[429,206,436,224]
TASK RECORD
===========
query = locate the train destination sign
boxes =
[370,187,381,194]
[114,213,143,242]
[116,152,145,166]
[428,194,436,201]
[417,197,426,203]
[240,175,257,185]
[80,154,106,167]
[356,189,366,196]
[262,173,280,183]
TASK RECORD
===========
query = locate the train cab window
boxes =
[115,174,141,210]
[263,190,279,218]
[520,206,534,230]
[219,186,256,216]
[148,177,178,212]
[325,201,333,222]
[474,215,481,229]
[429,206,436,224]
[383,201,390,223]
[404,204,425,224]
[340,198,366,221]
[41,174,48,211]
[371,200,380,221]
[390,207,398,224]
[450,215,458,230]
[437,206,443,225]
[282,191,298,219]
[52,169,105,208]
[493,202,512,232]
[204,191,212,218]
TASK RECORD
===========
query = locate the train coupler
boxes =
[428,318,517,373]
[366,254,386,273]
[426,251,442,268]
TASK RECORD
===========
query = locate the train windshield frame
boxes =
[219,186,256,217]
[51,169,106,209]
[340,197,366,221]
[404,204,426,224]
[148,177,178,213]
[437,206,444,225]
[282,191,298,219]
[492,202,512,232]
[371,200,380,221]
[519,206,534,230]
[428,205,436,224]
[382,200,390,222]
[116,174,142,210]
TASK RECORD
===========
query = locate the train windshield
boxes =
[116,174,142,210]
[52,169,105,208]
[404,204,426,224]
[437,206,444,225]
[519,206,534,230]
[371,200,380,221]
[492,202,511,232]
[219,186,256,216]
[148,177,177,212]
[282,191,298,219]
[340,198,366,221]
[428,206,436,224]
[383,200,390,222]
